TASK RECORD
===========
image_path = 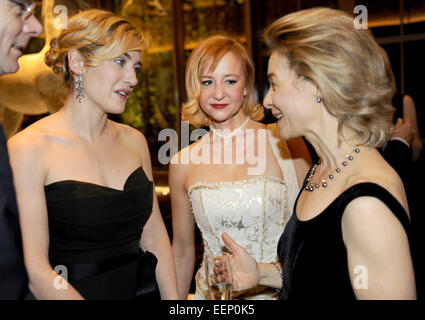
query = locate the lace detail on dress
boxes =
[189,177,288,300]
[188,124,300,300]
[189,177,288,252]
[188,175,286,193]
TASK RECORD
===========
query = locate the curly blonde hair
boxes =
[45,9,147,85]
[265,7,395,148]
[182,35,263,127]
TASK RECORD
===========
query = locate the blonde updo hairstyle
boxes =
[264,7,395,148]
[182,35,263,127]
[45,9,147,86]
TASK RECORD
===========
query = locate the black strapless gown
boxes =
[45,167,157,300]
[278,182,413,300]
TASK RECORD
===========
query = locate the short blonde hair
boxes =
[182,35,263,127]
[265,7,395,148]
[45,9,147,85]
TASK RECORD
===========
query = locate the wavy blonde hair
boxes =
[265,7,395,148]
[182,35,263,127]
[45,9,147,85]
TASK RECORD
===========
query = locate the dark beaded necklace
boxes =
[305,147,361,192]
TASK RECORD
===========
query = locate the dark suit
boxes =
[0,125,28,299]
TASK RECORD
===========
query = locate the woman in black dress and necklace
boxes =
[8,9,178,299]
[216,7,417,299]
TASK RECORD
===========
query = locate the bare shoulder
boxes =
[112,121,147,145]
[111,121,150,163]
[170,131,209,164]
[169,135,209,190]
[7,123,50,159]
[343,195,404,226]
[342,153,409,232]
[169,143,192,176]
[348,148,407,203]
[342,194,410,255]
[342,192,410,253]
[7,111,65,147]
[7,126,50,185]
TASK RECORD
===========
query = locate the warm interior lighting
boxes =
[155,186,170,196]
[146,37,247,54]
[368,11,425,28]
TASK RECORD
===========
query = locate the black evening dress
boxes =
[45,167,159,300]
[278,180,413,300]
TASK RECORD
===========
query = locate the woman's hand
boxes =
[216,233,260,291]
[390,117,414,147]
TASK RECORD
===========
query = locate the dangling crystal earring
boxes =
[316,96,322,103]
[74,74,85,103]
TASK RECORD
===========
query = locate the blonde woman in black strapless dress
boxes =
[8,10,178,300]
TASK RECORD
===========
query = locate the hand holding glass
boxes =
[204,254,233,300]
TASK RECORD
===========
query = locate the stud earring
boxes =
[74,74,85,103]
[316,96,322,103]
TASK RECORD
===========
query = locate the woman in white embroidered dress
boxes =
[170,35,310,300]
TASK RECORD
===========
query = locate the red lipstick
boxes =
[211,103,228,109]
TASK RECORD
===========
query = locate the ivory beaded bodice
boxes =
[188,126,300,300]
[188,176,290,261]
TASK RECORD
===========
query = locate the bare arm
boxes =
[138,134,178,300]
[169,152,196,299]
[342,196,416,299]
[8,135,84,299]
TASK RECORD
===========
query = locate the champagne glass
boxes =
[204,254,233,300]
